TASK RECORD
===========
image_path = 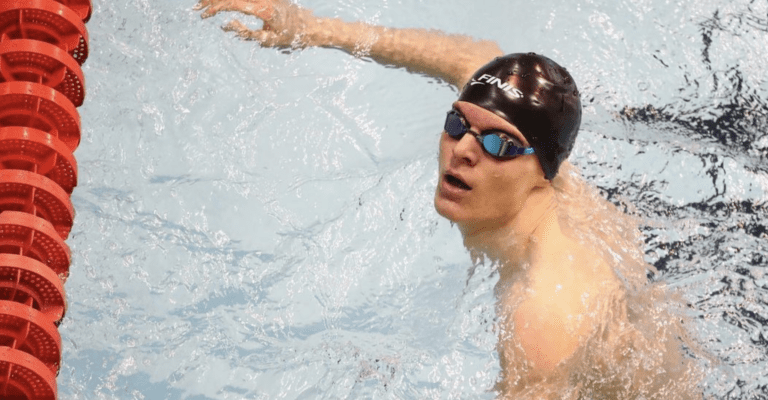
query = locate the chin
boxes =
[433,191,464,223]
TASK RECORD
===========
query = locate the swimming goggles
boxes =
[444,110,534,159]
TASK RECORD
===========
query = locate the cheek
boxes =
[438,133,448,150]
[485,162,537,213]
[438,135,451,167]
[489,175,521,209]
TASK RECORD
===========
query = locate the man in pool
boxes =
[196,1,703,397]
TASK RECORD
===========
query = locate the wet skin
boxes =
[434,101,620,377]
[434,101,548,241]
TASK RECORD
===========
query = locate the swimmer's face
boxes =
[434,101,546,235]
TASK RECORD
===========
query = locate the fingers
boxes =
[222,20,270,42]
[196,2,219,19]
[192,0,210,10]
[200,0,294,47]
[195,0,236,19]
[222,19,249,33]
[221,20,290,47]
[195,0,275,20]
[193,0,217,17]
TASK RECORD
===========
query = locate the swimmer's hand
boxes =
[194,0,315,48]
[195,0,502,88]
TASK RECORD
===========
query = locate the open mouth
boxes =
[445,173,472,190]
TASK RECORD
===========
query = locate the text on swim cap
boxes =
[469,74,524,99]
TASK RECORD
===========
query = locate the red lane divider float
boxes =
[0,0,89,64]
[0,82,81,151]
[0,127,78,195]
[0,301,61,373]
[0,211,71,278]
[0,39,86,106]
[0,0,90,397]
[0,347,56,400]
[50,0,93,23]
[0,254,66,324]
[0,170,75,239]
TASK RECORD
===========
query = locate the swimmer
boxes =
[196,1,704,398]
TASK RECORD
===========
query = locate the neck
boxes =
[460,187,560,276]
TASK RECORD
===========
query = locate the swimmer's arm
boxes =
[496,296,585,397]
[494,303,582,398]
[196,0,503,88]
[306,21,504,88]
[512,300,582,372]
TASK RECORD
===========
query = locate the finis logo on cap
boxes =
[469,74,524,99]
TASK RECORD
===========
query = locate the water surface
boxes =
[61,0,768,398]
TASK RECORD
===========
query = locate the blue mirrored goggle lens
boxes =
[444,111,467,138]
[482,134,504,155]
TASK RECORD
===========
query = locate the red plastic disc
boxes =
[0,170,74,239]
[0,0,89,65]
[0,301,61,374]
[0,81,81,151]
[0,254,65,325]
[51,0,92,23]
[0,211,70,278]
[0,127,78,194]
[0,39,86,106]
[0,346,56,400]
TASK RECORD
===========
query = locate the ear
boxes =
[538,174,553,188]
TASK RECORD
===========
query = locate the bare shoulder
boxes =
[512,295,583,372]
[507,243,622,373]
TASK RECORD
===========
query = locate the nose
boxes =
[450,130,481,166]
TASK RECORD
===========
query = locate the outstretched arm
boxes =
[195,0,503,88]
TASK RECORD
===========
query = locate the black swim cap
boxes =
[458,53,581,179]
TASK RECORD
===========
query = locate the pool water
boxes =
[60,0,767,398]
